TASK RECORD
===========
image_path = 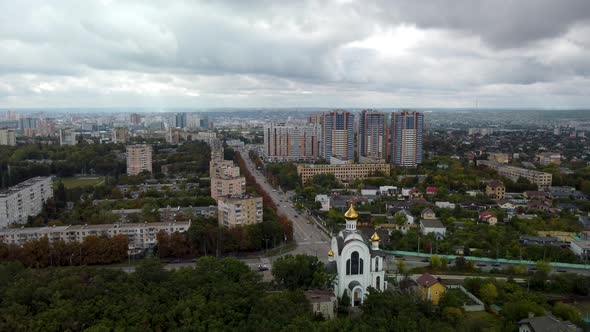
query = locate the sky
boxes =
[1,0,590,109]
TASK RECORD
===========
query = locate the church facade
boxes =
[328,202,386,306]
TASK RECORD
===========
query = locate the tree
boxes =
[479,282,498,304]
[536,260,552,275]
[272,254,333,290]
[552,302,582,324]
[396,259,406,275]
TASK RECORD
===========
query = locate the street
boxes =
[239,148,331,262]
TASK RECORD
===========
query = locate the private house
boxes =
[486,180,506,200]
[416,273,446,305]
[518,314,581,332]
[435,201,456,209]
[479,211,498,225]
[420,208,436,220]
[305,290,337,320]
[395,209,415,225]
[426,186,438,196]
[524,191,547,200]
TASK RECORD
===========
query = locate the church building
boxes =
[328,202,386,306]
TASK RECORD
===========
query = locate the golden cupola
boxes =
[344,202,358,220]
[328,249,334,257]
[370,232,380,242]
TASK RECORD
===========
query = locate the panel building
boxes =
[0,128,16,146]
[126,144,153,175]
[478,161,553,190]
[59,128,77,146]
[358,110,386,163]
[391,110,424,167]
[297,163,391,184]
[316,111,354,163]
[0,221,190,252]
[263,122,322,162]
[112,127,128,144]
[0,177,53,228]
[217,195,263,228]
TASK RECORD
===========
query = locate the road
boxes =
[238,148,331,262]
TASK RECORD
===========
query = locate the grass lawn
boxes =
[462,311,503,331]
[55,177,105,189]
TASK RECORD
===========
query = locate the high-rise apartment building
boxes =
[0,128,16,146]
[129,113,142,125]
[59,128,77,146]
[391,110,423,167]
[18,117,38,131]
[175,113,187,128]
[317,111,354,163]
[112,127,128,144]
[126,144,153,175]
[358,110,386,163]
[0,177,53,227]
[263,122,322,162]
[217,195,263,228]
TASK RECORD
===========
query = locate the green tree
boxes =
[552,302,582,324]
[479,282,498,304]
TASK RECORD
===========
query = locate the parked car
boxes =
[258,264,269,271]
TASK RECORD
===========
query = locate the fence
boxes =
[446,285,485,312]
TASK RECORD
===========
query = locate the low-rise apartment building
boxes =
[0,177,53,228]
[0,221,191,252]
[486,180,506,200]
[217,195,263,228]
[297,163,391,184]
[478,161,552,190]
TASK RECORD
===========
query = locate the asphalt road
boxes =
[239,148,331,262]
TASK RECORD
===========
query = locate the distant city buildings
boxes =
[112,127,128,144]
[0,177,53,227]
[129,113,142,125]
[59,128,77,146]
[126,144,153,175]
[175,112,187,128]
[391,110,424,167]
[217,195,263,228]
[0,128,16,146]
[479,161,552,190]
[358,110,386,163]
[263,122,322,162]
[297,163,391,184]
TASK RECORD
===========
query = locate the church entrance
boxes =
[353,288,363,307]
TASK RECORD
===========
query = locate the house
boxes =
[519,236,559,246]
[420,219,446,238]
[524,191,547,200]
[486,180,506,200]
[479,211,498,225]
[466,190,483,197]
[409,188,423,199]
[557,203,578,214]
[518,314,581,332]
[579,216,590,231]
[416,273,446,305]
[527,200,552,213]
[361,189,378,197]
[497,199,515,210]
[315,195,330,212]
[570,240,590,258]
[426,187,438,196]
[386,201,410,212]
[379,186,398,196]
[304,290,337,320]
[395,209,415,225]
[435,201,456,209]
[420,208,437,220]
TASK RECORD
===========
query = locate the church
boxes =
[328,202,386,306]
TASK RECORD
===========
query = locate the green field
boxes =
[55,177,105,189]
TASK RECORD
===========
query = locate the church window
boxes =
[376,276,381,290]
[348,251,363,275]
[375,258,379,271]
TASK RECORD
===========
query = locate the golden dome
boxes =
[328,249,334,257]
[370,232,380,242]
[344,202,358,220]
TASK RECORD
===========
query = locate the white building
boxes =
[435,202,456,209]
[315,194,330,212]
[0,221,191,252]
[0,177,53,228]
[420,219,446,239]
[570,240,590,258]
[328,203,386,307]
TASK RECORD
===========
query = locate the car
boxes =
[257,264,269,271]
[421,258,429,262]
[557,269,567,273]
[528,267,537,271]
[492,263,501,267]
[294,215,298,218]
[476,263,487,267]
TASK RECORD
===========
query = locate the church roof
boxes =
[348,280,361,291]
[344,202,358,220]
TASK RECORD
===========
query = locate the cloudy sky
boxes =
[1,0,590,109]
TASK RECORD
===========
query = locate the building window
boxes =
[376,276,381,290]
[375,257,379,271]
[347,251,363,275]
